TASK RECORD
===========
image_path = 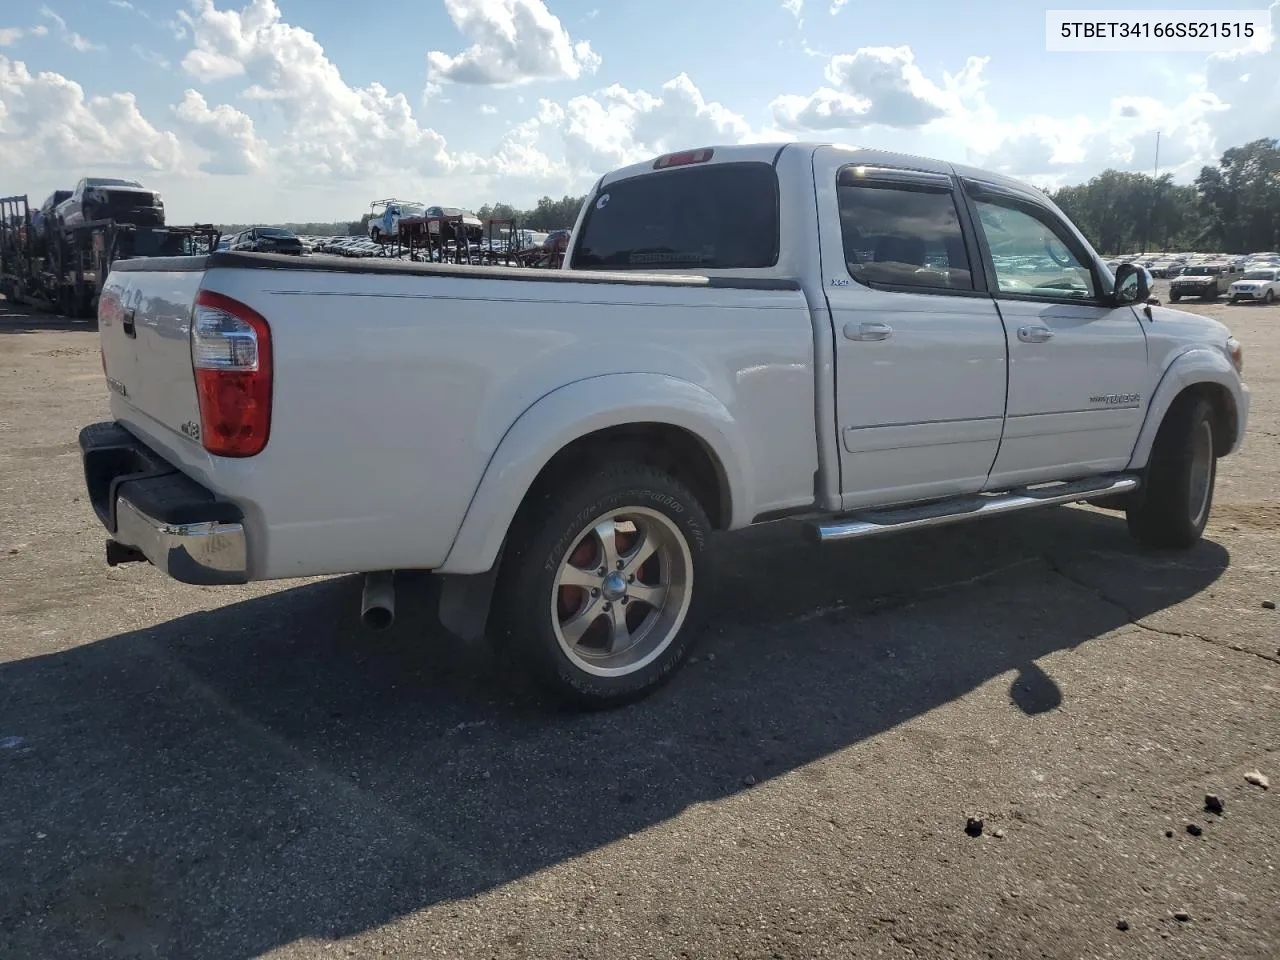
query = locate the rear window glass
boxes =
[570,161,779,270]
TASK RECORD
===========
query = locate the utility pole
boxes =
[1145,131,1161,254]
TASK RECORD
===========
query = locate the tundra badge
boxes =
[1089,393,1140,405]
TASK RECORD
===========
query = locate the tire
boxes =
[490,461,711,709]
[1169,293,1180,303]
[1126,393,1217,549]
[1265,290,1275,305]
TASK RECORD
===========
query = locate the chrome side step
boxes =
[807,475,1140,544]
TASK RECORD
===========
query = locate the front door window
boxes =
[973,201,1098,301]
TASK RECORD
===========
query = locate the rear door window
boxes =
[570,161,779,270]
[836,176,974,291]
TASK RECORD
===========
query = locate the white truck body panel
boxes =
[101,261,817,579]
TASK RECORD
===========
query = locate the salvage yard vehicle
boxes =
[56,177,165,231]
[367,198,425,243]
[78,143,1250,708]
[227,226,305,256]
[1229,267,1279,304]
[1169,262,1240,301]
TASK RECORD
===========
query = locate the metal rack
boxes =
[0,192,220,322]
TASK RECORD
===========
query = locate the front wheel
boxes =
[1126,393,1217,549]
[491,462,711,708]
[1265,290,1275,305]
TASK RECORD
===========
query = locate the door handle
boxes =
[122,308,136,339]
[844,321,893,341]
[1017,325,1053,343]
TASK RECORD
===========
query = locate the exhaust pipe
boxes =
[360,570,396,630]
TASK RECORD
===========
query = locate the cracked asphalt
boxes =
[1,285,1277,959]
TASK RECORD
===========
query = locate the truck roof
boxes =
[596,141,1045,200]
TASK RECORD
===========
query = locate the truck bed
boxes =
[100,250,820,581]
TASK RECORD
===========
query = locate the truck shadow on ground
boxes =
[0,506,1229,958]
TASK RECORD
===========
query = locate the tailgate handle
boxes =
[122,308,136,339]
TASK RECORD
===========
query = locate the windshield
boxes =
[1242,270,1277,280]
[86,178,143,188]
[571,161,780,270]
[257,228,295,238]
[1183,266,1219,275]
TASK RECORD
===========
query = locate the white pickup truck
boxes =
[79,143,1250,708]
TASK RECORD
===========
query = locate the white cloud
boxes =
[782,0,803,21]
[132,45,170,69]
[963,90,1229,188]
[480,103,498,114]
[526,73,761,178]
[426,0,601,86]
[0,28,24,46]
[1200,0,1279,149]
[178,0,467,182]
[0,54,185,176]
[771,46,988,131]
[172,89,267,175]
[39,6,103,52]
[830,0,850,12]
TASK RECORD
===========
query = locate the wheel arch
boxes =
[436,373,754,576]
[1128,347,1247,470]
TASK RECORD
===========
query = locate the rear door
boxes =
[959,177,1148,488]
[811,150,1010,510]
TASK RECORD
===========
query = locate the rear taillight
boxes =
[191,289,272,457]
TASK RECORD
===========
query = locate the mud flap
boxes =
[436,546,504,643]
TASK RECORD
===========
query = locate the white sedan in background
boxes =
[1229,267,1280,304]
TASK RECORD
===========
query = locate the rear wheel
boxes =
[1126,393,1217,549]
[491,462,711,709]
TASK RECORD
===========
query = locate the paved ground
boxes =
[1,284,1277,959]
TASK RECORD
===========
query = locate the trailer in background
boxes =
[0,193,219,324]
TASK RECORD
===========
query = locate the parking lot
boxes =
[1,283,1276,959]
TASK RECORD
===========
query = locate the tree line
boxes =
[1048,137,1280,256]
[219,137,1279,255]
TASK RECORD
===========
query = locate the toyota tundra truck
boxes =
[78,142,1250,708]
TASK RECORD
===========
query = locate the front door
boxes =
[960,180,1149,489]
[813,150,1010,510]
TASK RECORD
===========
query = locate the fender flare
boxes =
[1126,346,1247,470]
[436,373,755,575]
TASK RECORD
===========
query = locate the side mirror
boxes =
[1112,262,1150,305]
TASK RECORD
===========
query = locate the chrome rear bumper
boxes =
[79,420,249,586]
[112,493,247,585]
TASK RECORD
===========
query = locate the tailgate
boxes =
[98,268,204,443]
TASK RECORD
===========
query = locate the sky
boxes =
[0,0,1276,224]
